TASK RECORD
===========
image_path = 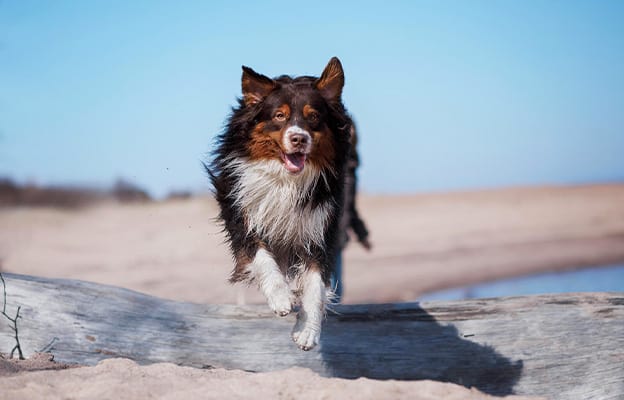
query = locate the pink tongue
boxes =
[284,153,306,173]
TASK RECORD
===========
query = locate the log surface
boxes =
[0,273,622,399]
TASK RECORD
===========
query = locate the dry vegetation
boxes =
[0,272,24,360]
[0,177,152,209]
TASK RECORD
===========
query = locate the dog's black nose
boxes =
[289,133,309,146]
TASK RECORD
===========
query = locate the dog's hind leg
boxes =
[292,267,326,351]
[248,248,293,316]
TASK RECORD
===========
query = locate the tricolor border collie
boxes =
[209,57,352,350]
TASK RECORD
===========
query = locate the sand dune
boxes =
[1,184,623,304]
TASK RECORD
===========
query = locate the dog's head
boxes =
[240,57,346,175]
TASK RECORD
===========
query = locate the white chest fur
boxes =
[227,159,331,251]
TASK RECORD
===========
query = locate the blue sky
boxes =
[1,1,623,197]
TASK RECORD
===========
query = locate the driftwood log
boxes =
[0,273,622,399]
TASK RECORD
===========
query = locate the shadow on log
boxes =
[0,273,622,399]
[321,307,523,395]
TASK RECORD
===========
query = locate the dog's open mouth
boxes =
[281,152,307,174]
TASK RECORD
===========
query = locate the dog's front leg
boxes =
[248,248,293,316]
[292,267,326,350]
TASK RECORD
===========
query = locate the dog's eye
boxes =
[274,111,287,122]
[308,112,319,123]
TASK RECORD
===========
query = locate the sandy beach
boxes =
[2,184,623,304]
[1,183,623,399]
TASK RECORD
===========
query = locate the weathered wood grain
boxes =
[0,273,622,399]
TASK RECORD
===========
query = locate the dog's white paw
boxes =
[267,286,293,317]
[291,324,320,351]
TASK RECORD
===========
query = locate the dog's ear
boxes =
[315,57,344,103]
[242,66,276,106]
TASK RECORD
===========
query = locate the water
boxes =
[418,264,624,301]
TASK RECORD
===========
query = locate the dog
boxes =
[209,57,353,350]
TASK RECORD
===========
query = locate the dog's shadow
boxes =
[319,303,523,396]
